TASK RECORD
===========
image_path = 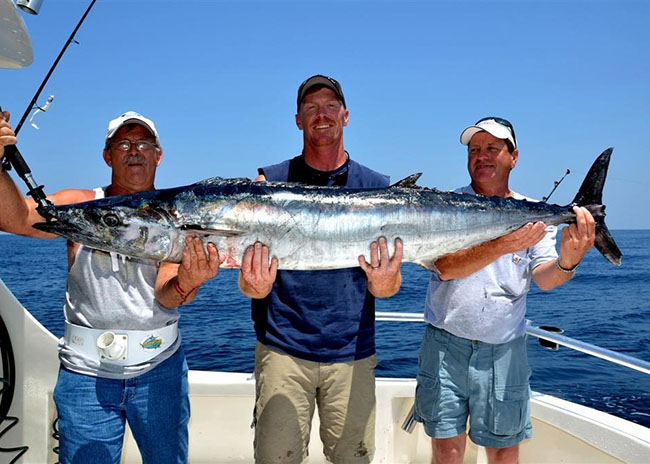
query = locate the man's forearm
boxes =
[531,259,574,291]
[0,170,33,235]
[155,275,198,309]
[435,222,548,281]
[434,239,506,281]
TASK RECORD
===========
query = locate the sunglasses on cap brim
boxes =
[476,116,517,148]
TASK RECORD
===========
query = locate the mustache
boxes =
[122,154,147,166]
[313,116,335,125]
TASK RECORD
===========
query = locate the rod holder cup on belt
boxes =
[538,325,564,351]
[97,331,127,360]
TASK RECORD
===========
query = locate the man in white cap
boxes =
[0,110,221,463]
[413,117,596,463]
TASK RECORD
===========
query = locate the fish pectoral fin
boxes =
[390,173,422,189]
[379,224,405,236]
[181,224,245,237]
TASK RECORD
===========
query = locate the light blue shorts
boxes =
[413,325,532,449]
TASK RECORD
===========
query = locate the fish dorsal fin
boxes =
[390,173,422,189]
[194,176,252,186]
[181,224,244,237]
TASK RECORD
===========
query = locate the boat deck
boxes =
[2,279,650,463]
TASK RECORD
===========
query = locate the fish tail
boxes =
[570,148,622,266]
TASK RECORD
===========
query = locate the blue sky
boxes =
[1,0,648,229]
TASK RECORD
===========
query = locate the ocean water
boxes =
[0,231,649,428]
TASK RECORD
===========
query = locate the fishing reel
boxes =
[1,145,55,220]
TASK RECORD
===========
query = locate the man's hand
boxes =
[0,111,17,160]
[494,221,547,255]
[531,207,595,290]
[358,237,403,298]
[558,206,595,269]
[176,236,223,292]
[239,241,278,298]
[154,237,223,308]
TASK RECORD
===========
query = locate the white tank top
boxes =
[58,187,180,378]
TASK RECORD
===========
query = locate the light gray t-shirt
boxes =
[424,185,558,344]
[59,187,180,378]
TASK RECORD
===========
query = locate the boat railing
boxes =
[376,311,650,376]
[375,311,650,433]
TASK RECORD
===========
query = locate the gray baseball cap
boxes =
[296,74,346,112]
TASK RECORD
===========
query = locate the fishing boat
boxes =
[2,277,650,463]
[1,1,649,462]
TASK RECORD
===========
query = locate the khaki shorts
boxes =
[253,342,376,464]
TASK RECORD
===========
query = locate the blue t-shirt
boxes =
[252,154,390,362]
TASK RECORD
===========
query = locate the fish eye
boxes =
[102,213,120,227]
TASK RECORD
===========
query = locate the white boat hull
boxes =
[1,278,649,463]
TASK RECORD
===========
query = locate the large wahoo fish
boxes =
[34,149,622,269]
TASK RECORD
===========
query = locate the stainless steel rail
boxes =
[525,324,650,376]
[375,311,650,433]
[376,311,650,376]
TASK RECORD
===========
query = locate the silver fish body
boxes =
[34,149,622,269]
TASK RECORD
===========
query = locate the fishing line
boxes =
[1,0,97,219]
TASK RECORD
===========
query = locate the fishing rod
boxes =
[1,0,97,220]
[541,168,571,203]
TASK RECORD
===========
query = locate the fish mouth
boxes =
[32,219,77,235]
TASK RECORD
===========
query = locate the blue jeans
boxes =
[53,347,190,464]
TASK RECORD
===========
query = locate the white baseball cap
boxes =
[460,117,517,149]
[105,111,160,147]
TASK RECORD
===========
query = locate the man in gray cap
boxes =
[239,75,403,464]
[0,110,220,463]
[413,117,596,463]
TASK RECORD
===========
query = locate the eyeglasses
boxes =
[111,139,157,153]
[476,116,517,148]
